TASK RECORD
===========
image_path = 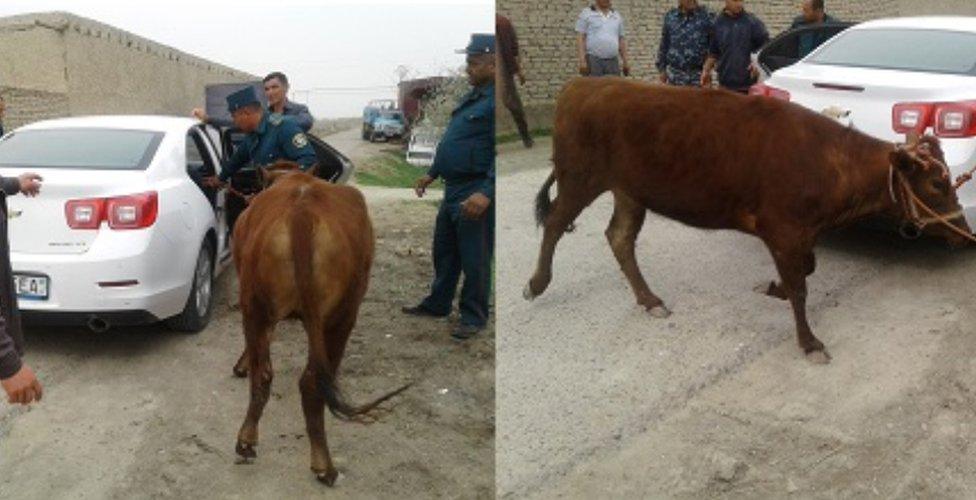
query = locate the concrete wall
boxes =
[496,0,974,132]
[0,12,255,130]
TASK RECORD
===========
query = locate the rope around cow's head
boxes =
[888,162,976,244]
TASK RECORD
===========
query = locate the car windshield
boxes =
[807,28,976,75]
[381,111,402,120]
[0,128,164,169]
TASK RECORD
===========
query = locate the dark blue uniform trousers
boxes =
[420,197,494,327]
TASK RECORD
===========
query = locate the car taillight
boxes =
[892,102,934,134]
[748,82,791,101]
[107,192,158,229]
[65,191,158,230]
[934,101,976,138]
[65,199,105,230]
[892,101,976,137]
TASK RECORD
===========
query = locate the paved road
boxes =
[497,138,976,498]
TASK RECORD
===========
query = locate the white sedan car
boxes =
[0,116,231,332]
[754,16,976,228]
[0,115,352,333]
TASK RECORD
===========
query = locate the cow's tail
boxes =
[289,200,411,423]
[535,172,556,227]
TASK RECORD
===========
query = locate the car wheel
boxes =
[165,238,215,333]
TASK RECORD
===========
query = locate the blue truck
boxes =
[362,99,406,142]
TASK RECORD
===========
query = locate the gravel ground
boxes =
[496,137,976,499]
[0,138,491,499]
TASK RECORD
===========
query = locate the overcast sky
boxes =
[0,0,493,118]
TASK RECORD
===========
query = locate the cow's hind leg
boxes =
[763,234,829,363]
[300,313,355,486]
[235,306,274,461]
[605,192,670,317]
[525,178,602,300]
[757,252,815,301]
[233,347,249,377]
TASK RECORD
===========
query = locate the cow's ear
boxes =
[306,163,319,178]
[905,131,921,147]
[890,147,916,175]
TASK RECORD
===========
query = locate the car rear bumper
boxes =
[11,235,191,319]
[21,309,159,327]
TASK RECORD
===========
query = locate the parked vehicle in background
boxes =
[406,127,441,168]
[362,98,398,141]
[369,109,406,142]
[755,16,976,229]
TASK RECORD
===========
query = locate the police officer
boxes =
[202,86,317,228]
[402,34,495,341]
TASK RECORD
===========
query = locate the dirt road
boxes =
[0,141,491,498]
[496,138,976,498]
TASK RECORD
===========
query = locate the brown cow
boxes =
[231,161,408,485]
[525,77,971,363]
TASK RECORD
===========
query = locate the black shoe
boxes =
[451,324,483,341]
[401,304,448,318]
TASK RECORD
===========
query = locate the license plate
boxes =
[14,274,49,300]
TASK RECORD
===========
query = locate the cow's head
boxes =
[889,133,972,247]
[258,160,318,189]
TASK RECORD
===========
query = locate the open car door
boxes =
[758,22,855,74]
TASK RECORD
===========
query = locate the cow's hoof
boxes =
[235,441,257,462]
[314,468,339,486]
[805,349,831,365]
[523,282,537,301]
[648,305,672,318]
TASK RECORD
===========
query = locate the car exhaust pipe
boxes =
[899,223,922,240]
[87,316,111,333]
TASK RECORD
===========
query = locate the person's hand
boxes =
[460,192,491,220]
[578,62,589,76]
[2,364,42,405]
[18,173,42,197]
[517,70,527,86]
[658,72,668,84]
[622,64,631,77]
[191,108,209,122]
[202,176,224,189]
[700,71,713,87]
[414,175,434,198]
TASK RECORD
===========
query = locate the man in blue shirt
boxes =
[656,0,713,87]
[201,86,317,230]
[403,34,495,341]
[790,0,840,58]
[576,0,631,77]
[701,0,769,93]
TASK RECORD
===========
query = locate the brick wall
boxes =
[0,12,255,130]
[496,0,970,132]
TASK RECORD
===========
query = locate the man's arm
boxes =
[218,140,249,182]
[0,315,22,382]
[619,37,631,76]
[280,122,317,170]
[751,16,770,51]
[290,103,315,133]
[656,15,671,77]
[576,33,589,75]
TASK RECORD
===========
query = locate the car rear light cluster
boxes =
[748,82,791,101]
[892,101,976,137]
[65,191,158,230]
